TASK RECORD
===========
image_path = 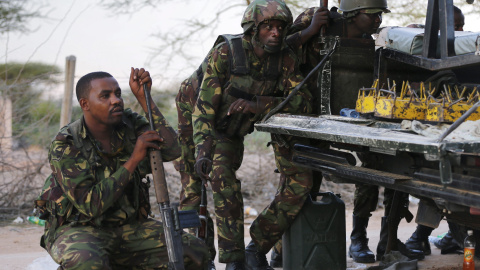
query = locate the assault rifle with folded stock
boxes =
[143,84,201,270]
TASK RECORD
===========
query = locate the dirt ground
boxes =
[1,150,477,269]
[1,204,476,270]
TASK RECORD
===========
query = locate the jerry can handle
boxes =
[311,192,341,205]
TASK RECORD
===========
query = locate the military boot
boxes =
[207,260,216,270]
[225,261,245,270]
[376,216,425,261]
[269,247,282,268]
[349,215,375,263]
[405,224,433,255]
[429,230,462,254]
[245,241,273,270]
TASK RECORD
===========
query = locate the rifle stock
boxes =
[144,84,185,270]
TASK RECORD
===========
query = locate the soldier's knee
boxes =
[60,252,109,270]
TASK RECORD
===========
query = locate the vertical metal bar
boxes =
[438,0,455,58]
[423,0,439,58]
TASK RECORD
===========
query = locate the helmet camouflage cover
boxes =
[241,0,293,34]
[339,0,390,13]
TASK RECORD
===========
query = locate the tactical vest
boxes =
[36,110,150,248]
[191,34,284,137]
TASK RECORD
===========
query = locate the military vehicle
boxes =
[256,0,480,251]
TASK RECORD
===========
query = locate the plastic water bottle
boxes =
[27,216,46,226]
[340,108,360,118]
[464,230,475,270]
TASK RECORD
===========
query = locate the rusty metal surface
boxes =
[256,114,480,157]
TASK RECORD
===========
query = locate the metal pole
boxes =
[60,55,76,128]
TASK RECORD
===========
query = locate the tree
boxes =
[0,0,47,34]
[0,62,61,145]
[99,0,478,81]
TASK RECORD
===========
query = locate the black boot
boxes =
[405,224,433,255]
[269,247,282,268]
[376,216,389,261]
[429,230,462,254]
[349,215,375,263]
[377,216,425,261]
[245,241,273,270]
[207,260,216,270]
[226,261,245,270]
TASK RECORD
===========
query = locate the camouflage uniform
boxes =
[249,135,313,254]
[176,69,216,260]
[191,1,312,262]
[38,108,208,270]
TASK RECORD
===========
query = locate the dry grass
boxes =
[0,145,360,226]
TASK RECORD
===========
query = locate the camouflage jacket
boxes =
[40,108,179,241]
[192,34,313,161]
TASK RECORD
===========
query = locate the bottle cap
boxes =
[468,230,474,235]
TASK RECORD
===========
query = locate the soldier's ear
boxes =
[79,98,89,111]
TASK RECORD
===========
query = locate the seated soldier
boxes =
[36,68,209,269]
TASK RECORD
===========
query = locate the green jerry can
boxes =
[283,192,346,270]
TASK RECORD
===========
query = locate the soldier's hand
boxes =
[124,130,163,174]
[227,99,257,115]
[132,130,163,162]
[129,67,152,100]
[310,6,329,34]
[194,158,212,181]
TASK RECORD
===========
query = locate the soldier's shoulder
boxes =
[49,122,79,162]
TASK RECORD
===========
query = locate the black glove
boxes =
[194,157,212,181]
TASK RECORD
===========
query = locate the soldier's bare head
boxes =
[454,6,464,31]
[77,71,124,128]
[76,71,114,102]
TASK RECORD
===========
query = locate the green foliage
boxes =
[0,62,61,147]
[0,0,44,34]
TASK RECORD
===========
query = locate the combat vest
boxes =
[35,109,151,248]
[191,34,284,137]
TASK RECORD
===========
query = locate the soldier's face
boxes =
[353,11,383,35]
[82,77,124,127]
[454,11,464,31]
[257,20,285,49]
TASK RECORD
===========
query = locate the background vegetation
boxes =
[1,0,475,223]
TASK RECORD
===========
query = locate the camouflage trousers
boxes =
[179,133,245,262]
[175,82,217,261]
[250,135,313,254]
[203,134,245,262]
[47,218,208,270]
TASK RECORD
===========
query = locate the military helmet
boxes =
[339,0,390,13]
[241,0,293,34]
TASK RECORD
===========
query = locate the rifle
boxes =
[197,180,208,242]
[143,84,200,270]
[320,0,328,36]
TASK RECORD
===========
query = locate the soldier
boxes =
[176,54,217,270]
[36,68,209,269]
[191,0,313,269]
[405,5,465,256]
[280,0,425,266]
